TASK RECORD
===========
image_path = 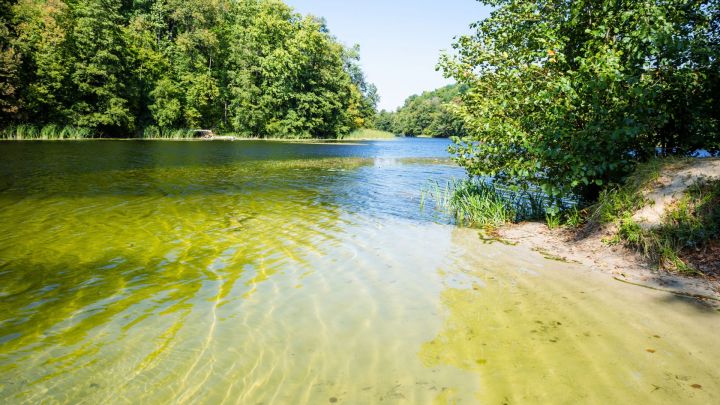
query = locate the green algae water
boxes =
[0,139,718,404]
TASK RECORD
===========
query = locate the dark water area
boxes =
[0,138,462,224]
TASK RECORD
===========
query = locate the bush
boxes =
[441,0,720,202]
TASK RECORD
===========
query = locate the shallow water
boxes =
[0,139,718,404]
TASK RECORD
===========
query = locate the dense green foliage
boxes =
[442,0,720,201]
[0,0,377,138]
[376,84,467,138]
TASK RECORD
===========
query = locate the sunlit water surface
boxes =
[0,139,718,404]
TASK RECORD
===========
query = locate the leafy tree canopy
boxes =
[441,0,720,201]
[376,84,467,138]
[1,0,378,138]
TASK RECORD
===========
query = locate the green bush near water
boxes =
[441,0,720,202]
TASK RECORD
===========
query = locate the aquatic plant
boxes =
[142,126,161,139]
[140,127,196,139]
[423,178,558,229]
[0,125,93,140]
[40,124,59,139]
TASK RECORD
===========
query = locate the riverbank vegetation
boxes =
[0,124,92,140]
[439,0,719,274]
[0,0,378,139]
[341,128,397,140]
[442,0,719,203]
[423,179,547,228]
[589,159,720,274]
[437,157,720,274]
[375,84,467,138]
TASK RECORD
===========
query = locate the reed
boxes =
[0,124,93,140]
[141,127,197,139]
[423,178,555,229]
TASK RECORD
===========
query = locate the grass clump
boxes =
[589,158,719,273]
[610,180,720,273]
[141,127,197,139]
[635,179,719,272]
[423,178,551,229]
[1,124,93,140]
[444,180,518,228]
[589,159,665,224]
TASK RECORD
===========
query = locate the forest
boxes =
[0,0,378,138]
[375,84,467,138]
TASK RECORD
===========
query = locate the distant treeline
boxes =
[0,0,378,138]
[375,84,467,138]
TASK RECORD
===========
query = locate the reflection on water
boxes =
[0,139,718,403]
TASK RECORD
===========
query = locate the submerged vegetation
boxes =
[0,0,378,139]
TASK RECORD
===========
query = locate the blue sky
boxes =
[284,0,492,111]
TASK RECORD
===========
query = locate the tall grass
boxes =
[609,178,720,273]
[585,158,720,273]
[589,158,665,224]
[141,126,197,139]
[422,178,555,228]
[1,124,93,140]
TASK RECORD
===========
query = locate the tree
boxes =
[441,0,720,201]
[0,0,21,124]
[375,109,395,133]
[343,44,379,128]
[11,0,73,124]
[68,0,134,134]
[1,0,377,138]
[380,84,467,138]
[226,2,366,138]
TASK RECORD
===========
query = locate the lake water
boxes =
[0,138,718,404]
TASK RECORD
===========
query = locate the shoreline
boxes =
[496,221,720,307]
[0,135,404,143]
